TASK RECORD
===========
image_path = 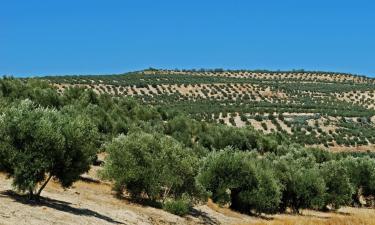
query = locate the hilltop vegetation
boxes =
[1,75,375,221]
[45,69,375,150]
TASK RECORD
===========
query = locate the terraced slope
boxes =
[44,69,375,150]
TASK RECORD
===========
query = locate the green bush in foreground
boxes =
[0,100,98,199]
[197,148,282,214]
[273,154,326,213]
[320,161,354,209]
[197,146,375,214]
[163,198,191,216]
[101,131,201,202]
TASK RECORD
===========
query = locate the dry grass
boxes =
[238,208,375,225]
[1,171,375,225]
[206,198,375,225]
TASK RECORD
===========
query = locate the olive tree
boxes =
[320,161,354,209]
[101,131,201,202]
[273,154,326,213]
[0,100,98,199]
[197,148,282,214]
[340,156,375,204]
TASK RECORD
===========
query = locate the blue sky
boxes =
[1,0,375,77]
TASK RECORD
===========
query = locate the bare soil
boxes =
[1,170,375,225]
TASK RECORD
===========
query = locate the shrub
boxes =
[255,115,263,121]
[320,161,354,209]
[198,125,270,152]
[0,100,98,199]
[340,157,375,203]
[101,132,201,202]
[274,154,326,213]
[268,114,275,120]
[163,198,191,216]
[197,148,282,214]
[229,117,236,126]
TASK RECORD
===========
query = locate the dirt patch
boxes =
[1,172,374,225]
[0,171,259,225]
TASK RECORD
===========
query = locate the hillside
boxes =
[1,73,375,225]
[1,169,375,225]
[45,69,375,151]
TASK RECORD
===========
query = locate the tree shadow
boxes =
[0,190,124,224]
[335,211,351,216]
[114,194,220,224]
[293,214,331,220]
[114,193,162,209]
[188,208,220,225]
[79,175,101,184]
[226,206,273,220]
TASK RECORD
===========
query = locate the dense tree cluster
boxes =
[1,77,375,216]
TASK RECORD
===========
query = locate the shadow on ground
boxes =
[189,208,220,225]
[115,194,221,224]
[0,190,124,224]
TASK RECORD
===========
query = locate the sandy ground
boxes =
[1,170,375,225]
[0,170,260,225]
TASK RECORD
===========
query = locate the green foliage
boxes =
[163,197,191,216]
[320,161,354,209]
[0,78,61,107]
[40,70,375,147]
[0,100,98,198]
[340,156,375,202]
[101,132,201,202]
[273,155,326,213]
[197,125,277,153]
[2,75,375,215]
[197,148,282,214]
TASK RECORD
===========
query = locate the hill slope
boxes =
[44,69,375,151]
[1,170,375,225]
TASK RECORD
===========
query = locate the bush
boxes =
[320,161,354,209]
[255,115,263,121]
[197,148,282,214]
[240,114,247,122]
[340,157,375,204]
[101,132,201,202]
[274,154,326,213]
[198,125,274,152]
[0,100,98,199]
[163,198,191,216]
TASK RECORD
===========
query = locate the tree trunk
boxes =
[28,187,34,200]
[230,188,248,213]
[36,174,53,197]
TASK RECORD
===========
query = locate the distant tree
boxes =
[255,115,263,121]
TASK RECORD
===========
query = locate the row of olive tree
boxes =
[197,146,375,214]
[102,133,375,215]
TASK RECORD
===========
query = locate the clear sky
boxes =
[1,0,375,77]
